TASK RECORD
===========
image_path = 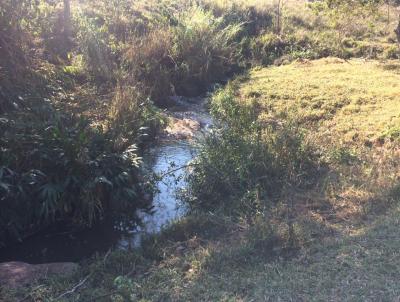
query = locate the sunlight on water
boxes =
[119,141,197,248]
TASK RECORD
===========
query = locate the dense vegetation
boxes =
[0,0,275,246]
[1,0,400,300]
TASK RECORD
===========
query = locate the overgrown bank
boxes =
[0,0,273,247]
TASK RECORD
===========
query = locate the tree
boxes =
[274,0,285,34]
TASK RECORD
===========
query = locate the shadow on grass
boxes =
[130,177,400,301]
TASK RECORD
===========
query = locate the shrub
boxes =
[0,1,33,111]
[249,33,287,65]
[0,99,151,247]
[74,11,116,81]
[123,28,175,103]
[202,1,273,37]
[109,83,165,146]
[185,86,319,218]
[171,6,243,95]
[383,44,400,59]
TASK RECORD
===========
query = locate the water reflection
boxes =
[118,140,197,248]
[0,139,199,264]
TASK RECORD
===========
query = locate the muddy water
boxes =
[0,97,211,264]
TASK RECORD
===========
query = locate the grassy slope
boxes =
[240,58,400,145]
[133,205,400,301]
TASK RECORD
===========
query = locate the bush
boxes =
[0,99,151,247]
[74,11,116,82]
[171,6,243,95]
[123,28,175,103]
[185,86,319,218]
[109,83,165,145]
[248,33,287,65]
[203,1,273,37]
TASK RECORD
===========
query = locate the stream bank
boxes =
[0,96,211,267]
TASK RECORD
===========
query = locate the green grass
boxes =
[125,59,400,301]
[239,58,400,145]
[234,58,400,226]
[3,204,400,301]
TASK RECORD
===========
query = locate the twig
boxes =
[157,162,199,179]
[55,274,91,300]
[103,248,112,266]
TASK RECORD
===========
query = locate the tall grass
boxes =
[123,6,244,103]
[0,104,151,247]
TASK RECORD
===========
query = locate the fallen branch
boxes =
[157,162,199,179]
[55,274,91,300]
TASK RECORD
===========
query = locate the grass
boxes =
[7,203,400,301]
[125,59,400,300]
[129,204,400,301]
[120,58,400,301]
[239,58,400,145]
[234,58,400,229]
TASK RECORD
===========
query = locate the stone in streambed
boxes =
[165,117,201,139]
[0,261,79,289]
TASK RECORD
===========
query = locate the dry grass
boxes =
[236,58,400,228]
[124,203,400,301]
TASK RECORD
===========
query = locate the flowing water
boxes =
[118,140,196,249]
[0,97,211,264]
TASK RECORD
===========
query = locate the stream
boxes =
[0,97,211,264]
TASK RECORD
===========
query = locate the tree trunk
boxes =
[276,0,282,34]
[63,0,71,41]
[395,16,400,45]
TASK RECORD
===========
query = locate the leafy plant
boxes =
[0,102,151,247]
[185,85,320,218]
